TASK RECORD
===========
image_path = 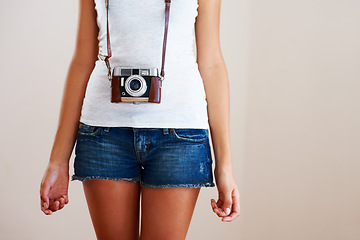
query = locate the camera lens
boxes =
[130,79,141,91]
[125,75,147,97]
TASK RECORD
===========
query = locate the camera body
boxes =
[111,67,162,103]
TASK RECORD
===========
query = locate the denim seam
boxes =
[77,127,103,137]
[205,141,213,164]
[169,129,207,143]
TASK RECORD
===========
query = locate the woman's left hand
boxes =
[211,165,240,222]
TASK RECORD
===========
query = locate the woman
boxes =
[40,0,240,239]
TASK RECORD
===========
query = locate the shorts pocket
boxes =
[77,122,102,137]
[170,128,208,143]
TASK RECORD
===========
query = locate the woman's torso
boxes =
[80,0,209,129]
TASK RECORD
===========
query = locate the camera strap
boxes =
[100,0,172,82]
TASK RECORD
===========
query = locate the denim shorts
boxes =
[71,122,215,188]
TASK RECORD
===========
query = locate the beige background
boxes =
[1,0,359,239]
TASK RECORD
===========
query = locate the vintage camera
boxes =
[111,67,162,103]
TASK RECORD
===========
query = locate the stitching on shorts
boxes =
[205,141,213,163]
[169,129,208,143]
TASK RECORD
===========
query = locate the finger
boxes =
[55,200,60,211]
[222,209,240,222]
[211,199,215,210]
[59,197,66,209]
[51,200,60,212]
[213,200,228,217]
[211,199,224,216]
[215,208,227,217]
[62,195,69,204]
[211,199,220,211]
[40,198,45,210]
[222,205,240,222]
[213,199,221,210]
[222,192,241,222]
[41,202,48,212]
[40,182,50,210]
[42,207,53,215]
[45,209,53,215]
[222,190,233,216]
[214,208,226,217]
[40,198,48,209]
[48,199,57,212]
[211,199,217,210]
[211,199,221,215]
[211,199,228,217]
[222,210,240,222]
[232,191,240,216]
[40,194,51,213]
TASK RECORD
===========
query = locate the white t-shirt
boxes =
[80,0,209,129]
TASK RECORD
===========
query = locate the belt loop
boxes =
[163,128,169,134]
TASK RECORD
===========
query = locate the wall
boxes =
[0,0,359,239]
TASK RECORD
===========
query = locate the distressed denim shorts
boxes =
[71,122,216,188]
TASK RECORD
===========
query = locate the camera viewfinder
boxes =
[133,69,139,75]
[140,69,150,76]
[121,69,132,76]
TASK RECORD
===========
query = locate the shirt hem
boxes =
[79,118,210,129]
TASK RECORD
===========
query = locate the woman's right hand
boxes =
[40,161,70,215]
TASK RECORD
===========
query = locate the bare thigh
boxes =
[140,186,201,240]
[82,179,141,240]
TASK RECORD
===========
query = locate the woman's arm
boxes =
[40,0,99,215]
[195,0,240,222]
[49,0,99,167]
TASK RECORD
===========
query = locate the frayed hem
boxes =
[140,181,215,189]
[71,175,140,183]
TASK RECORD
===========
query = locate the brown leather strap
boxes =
[103,0,171,80]
[160,0,171,79]
[104,0,112,79]
[105,0,112,59]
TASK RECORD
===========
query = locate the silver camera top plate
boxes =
[113,67,159,77]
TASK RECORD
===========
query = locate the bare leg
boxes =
[82,179,141,240]
[140,186,201,240]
